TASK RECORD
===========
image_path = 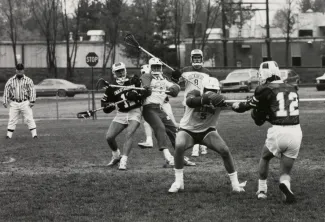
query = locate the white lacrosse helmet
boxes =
[191,49,203,69]
[201,77,220,95]
[112,62,128,85]
[140,64,150,75]
[149,58,163,78]
[258,61,281,85]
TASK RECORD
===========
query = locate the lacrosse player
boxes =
[232,61,302,204]
[169,76,246,193]
[102,62,151,170]
[141,58,195,167]
[138,64,178,149]
[171,49,209,157]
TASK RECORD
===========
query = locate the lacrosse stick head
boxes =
[124,34,140,49]
[77,110,94,119]
[96,78,110,90]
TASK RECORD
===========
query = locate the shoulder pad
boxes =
[254,85,271,96]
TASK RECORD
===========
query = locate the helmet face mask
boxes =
[149,58,163,78]
[191,49,203,69]
[112,62,128,85]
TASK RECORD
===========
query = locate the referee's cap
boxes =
[16,63,24,70]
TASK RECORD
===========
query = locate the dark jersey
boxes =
[252,82,299,125]
[101,76,143,112]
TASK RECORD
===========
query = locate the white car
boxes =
[316,73,325,91]
[35,79,87,97]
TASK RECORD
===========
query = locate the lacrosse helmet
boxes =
[201,77,220,95]
[112,62,128,85]
[191,49,203,69]
[140,64,150,75]
[258,61,281,85]
[149,58,163,78]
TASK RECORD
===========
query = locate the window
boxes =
[291,44,301,67]
[298,30,313,37]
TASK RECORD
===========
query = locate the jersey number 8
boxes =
[276,92,299,117]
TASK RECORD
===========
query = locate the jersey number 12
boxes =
[276,92,299,117]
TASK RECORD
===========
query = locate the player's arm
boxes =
[28,79,36,104]
[139,74,152,98]
[232,86,271,113]
[2,80,10,106]
[186,90,226,108]
[101,87,116,113]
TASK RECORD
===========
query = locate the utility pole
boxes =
[221,0,228,67]
[266,0,271,60]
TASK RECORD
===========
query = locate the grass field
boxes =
[0,88,325,221]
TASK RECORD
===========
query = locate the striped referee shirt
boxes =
[2,75,36,104]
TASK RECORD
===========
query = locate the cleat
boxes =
[168,182,184,193]
[33,136,38,139]
[279,183,296,204]
[6,136,10,139]
[232,181,247,192]
[191,145,200,157]
[118,159,127,170]
[200,145,208,155]
[166,157,175,166]
[107,156,121,167]
[138,141,153,149]
[184,156,196,166]
[256,190,267,199]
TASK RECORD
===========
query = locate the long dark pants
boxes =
[142,104,177,151]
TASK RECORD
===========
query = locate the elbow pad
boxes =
[186,96,202,108]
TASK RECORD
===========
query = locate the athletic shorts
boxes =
[178,127,216,145]
[265,124,302,159]
[113,108,142,125]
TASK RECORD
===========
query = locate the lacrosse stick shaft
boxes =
[139,46,175,71]
[225,98,325,103]
[109,84,170,93]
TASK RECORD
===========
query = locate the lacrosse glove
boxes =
[201,92,226,107]
[166,85,180,97]
[171,69,182,83]
[251,108,268,126]
[103,104,115,113]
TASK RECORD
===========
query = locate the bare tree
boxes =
[273,0,296,68]
[171,0,187,68]
[30,0,60,78]
[61,0,81,80]
[189,0,203,49]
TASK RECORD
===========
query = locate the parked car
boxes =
[279,69,300,90]
[220,69,258,92]
[35,79,87,97]
[316,73,325,91]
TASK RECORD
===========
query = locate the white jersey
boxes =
[143,76,174,105]
[179,90,221,132]
[181,66,210,106]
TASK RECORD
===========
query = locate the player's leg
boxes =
[278,127,302,203]
[142,105,174,164]
[21,101,37,138]
[169,130,195,193]
[106,121,127,166]
[202,130,245,192]
[6,102,20,138]
[119,120,141,170]
[256,145,274,199]
[161,102,178,127]
[138,121,153,148]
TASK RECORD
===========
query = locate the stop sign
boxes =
[86,52,99,67]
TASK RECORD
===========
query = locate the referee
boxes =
[2,63,38,139]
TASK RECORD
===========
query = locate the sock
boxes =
[112,149,120,159]
[163,149,172,160]
[258,179,267,193]
[174,168,184,184]
[30,128,37,137]
[228,171,240,187]
[7,130,13,138]
[280,174,292,192]
[146,136,153,144]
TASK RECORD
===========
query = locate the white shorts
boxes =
[265,124,302,159]
[113,108,142,124]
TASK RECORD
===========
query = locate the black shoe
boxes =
[33,136,38,139]
[6,136,10,139]
[279,183,296,204]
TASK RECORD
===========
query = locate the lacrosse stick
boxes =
[124,34,175,71]
[109,84,170,93]
[225,98,325,103]
[77,100,126,119]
